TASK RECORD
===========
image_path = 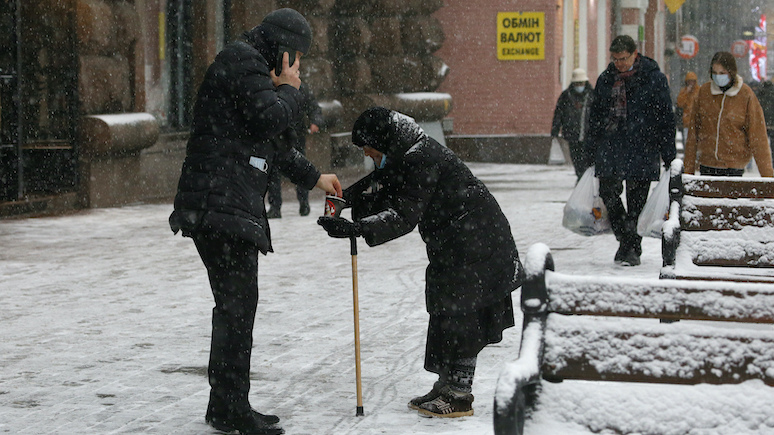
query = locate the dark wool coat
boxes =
[551,82,594,142]
[169,35,320,253]
[587,55,676,181]
[348,120,523,316]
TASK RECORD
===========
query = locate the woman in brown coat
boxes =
[685,51,774,177]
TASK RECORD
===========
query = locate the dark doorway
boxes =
[0,0,78,203]
[0,0,21,201]
[167,0,194,131]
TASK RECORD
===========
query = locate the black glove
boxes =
[317,216,362,238]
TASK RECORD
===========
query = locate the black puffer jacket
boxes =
[169,32,320,253]
[348,113,523,315]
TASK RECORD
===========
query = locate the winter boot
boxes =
[408,380,445,410]
[618,221,641,266]
[207,408,280,426]
[417,385,474,418]
[620,248,641,266]
[299,201,310,216]
[614,242,627,264]
[266,207,281,219]
[206,411,284,435]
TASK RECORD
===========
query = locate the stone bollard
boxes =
[79,113,159,208]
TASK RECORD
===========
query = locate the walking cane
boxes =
[350,235,365,416]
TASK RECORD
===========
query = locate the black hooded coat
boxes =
[348,111,523,316]
[169,29,320,253]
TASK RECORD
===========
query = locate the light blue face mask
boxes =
[574,85,585,93]
[713,73,731,88]
[377,154,387,170]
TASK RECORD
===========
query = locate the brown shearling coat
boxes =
[685,75,774,176]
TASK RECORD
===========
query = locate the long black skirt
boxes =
[424,294,515,374]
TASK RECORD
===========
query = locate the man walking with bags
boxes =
[586,35,676,266]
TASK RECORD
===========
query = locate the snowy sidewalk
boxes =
[1,163,772,435]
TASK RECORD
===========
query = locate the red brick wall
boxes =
[434,0,562,135]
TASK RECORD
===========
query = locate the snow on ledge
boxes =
[87,113,157,126]
[394,92,452,101]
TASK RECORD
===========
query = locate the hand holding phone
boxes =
[270,48,301,89]
[275,45,296,76]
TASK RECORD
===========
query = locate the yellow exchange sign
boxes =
[497,12,545,60]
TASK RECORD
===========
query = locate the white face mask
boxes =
[713,73,731,88]
[574,85,585,93]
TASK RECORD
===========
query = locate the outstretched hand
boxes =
[316,174,343,197]
[317,216,362,239]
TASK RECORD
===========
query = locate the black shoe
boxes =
[614,244,626,264]
[620,249,641,266]
[266,208,281,219]
[299,202,310,216]
[252,410,280,425]
[408,381,445,410]
[206,408,280,427]
[416,385,474,418]
[206,412,284,435]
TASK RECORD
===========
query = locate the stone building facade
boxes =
[0,0,671,217]
[0,0,452,217]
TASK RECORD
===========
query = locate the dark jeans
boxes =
[267,138,308,210]
[193,232,259,416]
[699,165,744,177]
[598,177,651,253]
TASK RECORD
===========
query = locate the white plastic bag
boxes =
[562,166,612,236]
[637,169,671,238]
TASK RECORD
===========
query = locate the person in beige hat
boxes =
[551,68,594,179]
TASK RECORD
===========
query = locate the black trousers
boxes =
[598,177,651,252]
[193,232,259,416]
[267,138,308,210]
[768,130,774,168]
[568,140,591,180]
[699,165,744,177]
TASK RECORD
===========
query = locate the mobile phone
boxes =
[275,45,296,76]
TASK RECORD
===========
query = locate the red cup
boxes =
[324,195,346,218]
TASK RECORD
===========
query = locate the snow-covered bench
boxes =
[660,161,774,283]
[493,243,774,435]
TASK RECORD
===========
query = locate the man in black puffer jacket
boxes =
[318,107,523,419]
[169,8,341,435]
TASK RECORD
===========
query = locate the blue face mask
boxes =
[574,85,585,93]
[377,154,387,170]
[713,73,731,88]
